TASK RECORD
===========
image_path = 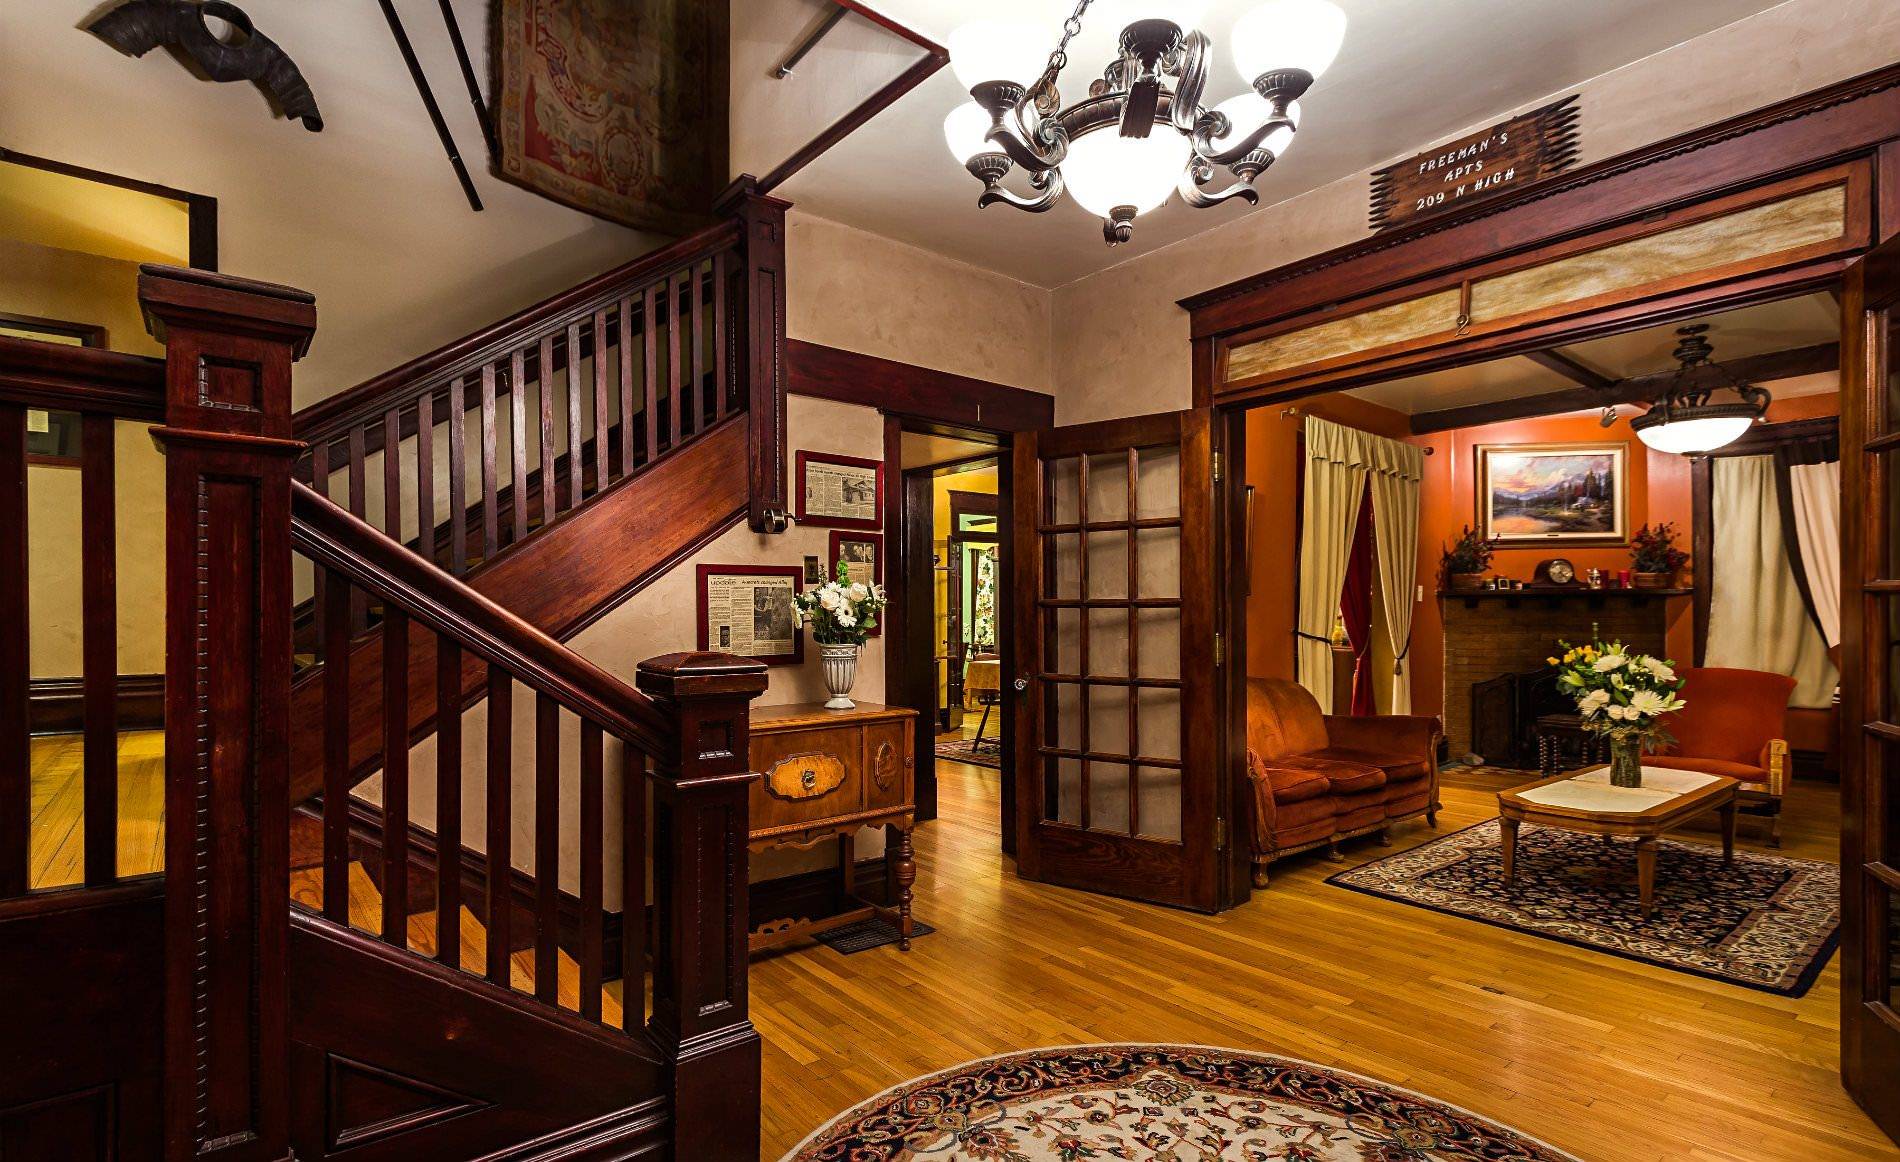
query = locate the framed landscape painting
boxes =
[1476,442,1627,545]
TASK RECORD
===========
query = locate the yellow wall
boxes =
[0,238,162,357]
[0,159,190,267]
[931,464,1000,714]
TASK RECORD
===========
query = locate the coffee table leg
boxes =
[1636,837,1657,919]
[1500,816,1519,885]
[1720,801,1736,863]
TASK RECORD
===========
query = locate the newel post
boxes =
[635,650,769,1161]
[142,265,315,1162]
[715,178,791,534]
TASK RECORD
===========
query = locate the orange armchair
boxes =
[1244,678,1443,887]
[1648,667,1796,845]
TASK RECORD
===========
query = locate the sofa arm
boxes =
[1759,738,1790,798]
[1243,749,1280,856]
[1324,713,1442,763]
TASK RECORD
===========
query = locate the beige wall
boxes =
[1049,0,1900,424]
[789,212,1054,393]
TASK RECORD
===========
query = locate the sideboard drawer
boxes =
[750,725,864,830]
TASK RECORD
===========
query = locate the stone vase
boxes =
[820,643,860,710]
[1608,732,1645,788]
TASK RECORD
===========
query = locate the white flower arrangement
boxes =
[1550,637,1687,749]
[793,562,887,646]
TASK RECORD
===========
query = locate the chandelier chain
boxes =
[1031,0,1093,111]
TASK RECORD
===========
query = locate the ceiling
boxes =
[1346,292,1841,419]
[900,430,999,469]
[773,0,1797,289]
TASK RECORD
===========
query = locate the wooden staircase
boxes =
[0,190,792,1160]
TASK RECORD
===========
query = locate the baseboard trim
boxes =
[28,673,164,736]
[469,1098,670,1161]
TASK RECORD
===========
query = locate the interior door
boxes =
[1011,410,1221,910]
[1843,233,1900,1144]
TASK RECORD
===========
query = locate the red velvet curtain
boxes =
[1339,489,1376,716]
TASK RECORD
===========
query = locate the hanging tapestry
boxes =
[494,0,729,234]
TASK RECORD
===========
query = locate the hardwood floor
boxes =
[754,761,1890,1161]
[27,730,165,889]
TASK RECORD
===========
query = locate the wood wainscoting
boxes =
[27,673,163,736]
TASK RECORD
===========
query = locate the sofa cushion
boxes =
[1642,755,1771,785]
[1311,746,1429,784]
[1659,667,1795,768]
[1272,794,1338,832]
[1311,759,1386,796]
[1249,756,1332,805]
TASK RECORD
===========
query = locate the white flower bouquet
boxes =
[793,562,887,646]
[1551,637,1687,787]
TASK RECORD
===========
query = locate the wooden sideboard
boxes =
[747,702,917,953]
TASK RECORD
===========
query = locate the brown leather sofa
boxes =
[1244,678,1443,887]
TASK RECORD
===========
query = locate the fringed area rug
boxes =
[934,736,1002,771]
[784,1044,1578,1160]
[1329,819,1839,996]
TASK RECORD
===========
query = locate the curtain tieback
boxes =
[1393,638,1412,676]
[1294,631,1334,644]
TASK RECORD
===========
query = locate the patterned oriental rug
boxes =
[934,736,1002,771]
[1330,819,1839,997]
[785,1044,1576,1160]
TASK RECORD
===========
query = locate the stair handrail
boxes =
[291,480,672,755]
[293,217,743,448]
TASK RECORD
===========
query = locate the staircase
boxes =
[0,191,790,1161]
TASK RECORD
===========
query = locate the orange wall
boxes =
[1408,410,1694,723]
[1244,378,1840,740]
[1244,394,1411,680]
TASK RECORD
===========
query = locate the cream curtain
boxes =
[1786,459,1841,648]
[1298,418,1422,712]
[1705,455,1837,708]
[1369,439,1426,713]
[1298,418,1369,712]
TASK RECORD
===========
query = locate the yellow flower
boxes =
[1547,656,1560,666]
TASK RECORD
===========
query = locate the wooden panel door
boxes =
[1843,233,1900,1145]
[1011,410,1221,910]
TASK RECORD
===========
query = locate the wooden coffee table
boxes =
[1497,766,1740,918]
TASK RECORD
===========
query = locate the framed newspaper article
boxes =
[795,450,883,530]
[695,564,805,665]
[828,530,883,637]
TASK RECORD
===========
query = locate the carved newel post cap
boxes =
[636,651,770,701]
[138,263,317,356]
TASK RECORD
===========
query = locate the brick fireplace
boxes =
[1438,590,1681,762]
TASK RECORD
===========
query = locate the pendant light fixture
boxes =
[943,0,1348,245]
[1613,325,1772,454]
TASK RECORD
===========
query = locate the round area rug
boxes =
[784,1044,1578,1160]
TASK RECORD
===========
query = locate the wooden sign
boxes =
[1370,96,1580,231]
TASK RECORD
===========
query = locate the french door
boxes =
[1844,234,1900,1143]
[1010,410,1223,910]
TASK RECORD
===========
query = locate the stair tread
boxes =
[290,862,622,1026]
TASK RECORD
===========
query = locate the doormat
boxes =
[1329,819,1839,996]
[813,917,935,955]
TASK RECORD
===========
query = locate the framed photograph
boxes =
[695,564,805,666]
[802,554,825,584]
[829,531,883,638]
[795,450,883,530]
[1477,442,1627,545]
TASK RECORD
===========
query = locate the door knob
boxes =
[1012,678,1029,692]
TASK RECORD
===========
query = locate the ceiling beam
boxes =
[1408,342,1839,435]
[1522,348,1614,390]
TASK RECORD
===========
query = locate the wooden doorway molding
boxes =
[789,340,1052,840]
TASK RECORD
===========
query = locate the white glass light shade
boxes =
[948,21,1049,91]
[1210,96,1302,156]
[1634,414,1755,454]
[944,103,997,163]
[1232,0,1348,83]
[1061,124,1193,219]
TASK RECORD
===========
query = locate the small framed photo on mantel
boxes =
[795,450,883,530]
[695,564,805,666]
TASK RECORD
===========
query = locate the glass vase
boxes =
[1608,732,1644,788]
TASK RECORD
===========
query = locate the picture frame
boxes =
[694,564,805,666]
[829,531,883,638]
[1476,442,1628,546]
[795,450,883,530]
